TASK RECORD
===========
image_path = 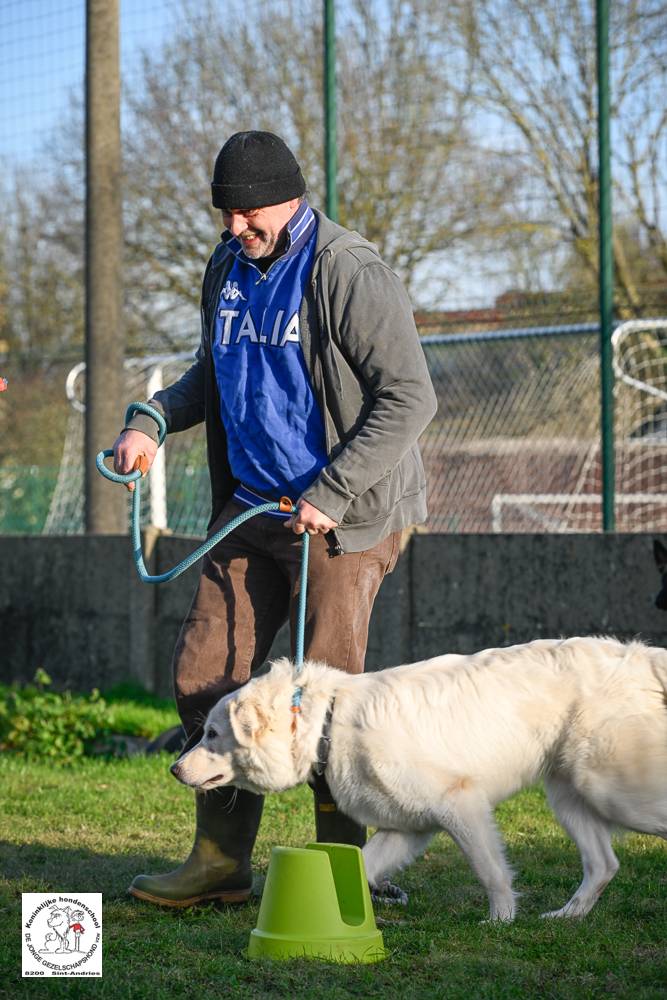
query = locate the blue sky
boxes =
[0,0,174,163]
[0,0,564,309]
[3,0,659,311]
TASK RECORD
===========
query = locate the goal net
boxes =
[481,318,667,532]
[419,325,603,532]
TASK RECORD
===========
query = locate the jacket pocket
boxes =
[399,443,427,498]
[342,446,426,528]
[343,470,396,526]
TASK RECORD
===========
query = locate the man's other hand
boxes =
[286,498,338,536]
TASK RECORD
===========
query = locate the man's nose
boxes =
[229,214,248,236]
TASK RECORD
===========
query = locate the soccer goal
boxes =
[490,318,667,532]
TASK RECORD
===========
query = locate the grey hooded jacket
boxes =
[127,209,437,552]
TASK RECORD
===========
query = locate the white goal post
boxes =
[491,493,667,533]
[612,317,667,403]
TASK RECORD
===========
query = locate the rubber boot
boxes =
[128,787,263,907]
[310,774,407,904]
[310,772,366,847]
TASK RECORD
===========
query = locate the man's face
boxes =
[221,198,300,259]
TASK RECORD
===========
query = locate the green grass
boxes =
[2,754,667,999]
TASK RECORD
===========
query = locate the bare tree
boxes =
[119,0,517,344]
[24,0,667,359]
[2,176,84,361]
[0,180,81,472]
[447,0,667,316]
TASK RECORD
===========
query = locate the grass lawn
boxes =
[2,753,667,999]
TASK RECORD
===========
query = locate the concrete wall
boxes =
[1,532,664,695]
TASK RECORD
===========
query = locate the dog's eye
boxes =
[206,727,218,740]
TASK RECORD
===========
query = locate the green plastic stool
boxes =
[248,843,386,963]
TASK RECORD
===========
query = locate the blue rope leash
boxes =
[96,402,310,679]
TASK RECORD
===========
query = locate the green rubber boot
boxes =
[129,787,263,908]
[310,774,408,905]
[310,772,366,848]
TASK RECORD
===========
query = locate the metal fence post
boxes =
[597,0,615,531]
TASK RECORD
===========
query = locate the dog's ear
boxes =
[654,539,667,572]
[229,699,269,746]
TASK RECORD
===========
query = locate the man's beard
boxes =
[240,230,274,259]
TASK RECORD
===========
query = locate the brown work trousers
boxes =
[173,500,400,740]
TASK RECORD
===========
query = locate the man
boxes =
[113,131,437,907]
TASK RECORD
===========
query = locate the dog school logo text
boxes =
[22,893,102,977]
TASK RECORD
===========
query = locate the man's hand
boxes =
[112,429,158,492]
[286,498,338,536]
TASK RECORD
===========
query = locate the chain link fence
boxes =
[21,318,663,536]
[1,1,667,534]
[421,319,667,533]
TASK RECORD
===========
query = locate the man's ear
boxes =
[229,699,269,746]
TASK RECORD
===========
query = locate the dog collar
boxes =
[311,697,335,777]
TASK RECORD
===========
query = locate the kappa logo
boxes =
[220,280,247,302]
[22,893,102,978]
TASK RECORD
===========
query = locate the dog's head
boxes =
[654,539,667,610]
[47,908,69,933]
[171,659,314,795]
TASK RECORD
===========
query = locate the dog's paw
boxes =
[369,879,408,906]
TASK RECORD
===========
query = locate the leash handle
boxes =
[96,401,168,486]
[96,449,142,485]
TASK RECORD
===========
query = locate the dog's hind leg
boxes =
[362,830,433,891]
[542,774,619,919]
[441,794,517,922]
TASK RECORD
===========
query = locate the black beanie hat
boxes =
[211,131,306,210]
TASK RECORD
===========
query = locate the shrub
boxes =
[0,669,111,763]
[0,671,181,763]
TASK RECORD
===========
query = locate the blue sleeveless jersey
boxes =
[212,202,328,501]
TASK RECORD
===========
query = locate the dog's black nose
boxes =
[170,761,181,779]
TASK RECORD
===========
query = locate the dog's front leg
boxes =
[362,829,433,890]
[443,797,517,922]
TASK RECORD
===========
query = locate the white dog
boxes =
[171,636,667,921]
